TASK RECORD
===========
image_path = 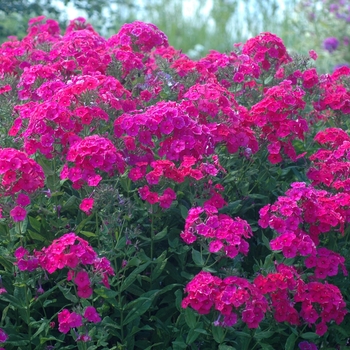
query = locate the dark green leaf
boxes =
[285,333,296,350]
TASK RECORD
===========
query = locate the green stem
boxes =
[96,212,100,248]
[150,205,155,288]
[17,220,24,245]
[26,285,32,350]
[118,281,124,342]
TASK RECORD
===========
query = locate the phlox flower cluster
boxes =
[138,185,176,208]
[180,203,252,259]
[242,32,292,71]
[254,264,301,325]
[0,148,44,221]
[295,281,347,336]
[15,233,114,293]
[13,75,131,159]
[304,247,347,279]
[315,65,350,114]
[249,80,308,164]
[114,100,218,164]
[181,271,268,329]
[60,135,125,189]
[108,21,168,53]
[14,246,39,271]
[134,156,224,207]
[215,276,268,328]
[196,50,261,90]
[183,264,347,334]
[14,233,111,338]
[181,271,222,315]
[307,128,350,191]
[259,182,349,251]
[58,306,101,334]
[38,232,114,291]
[0,148,45,196]
[182,82,258,154]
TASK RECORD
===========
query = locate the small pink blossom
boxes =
[77,284,93,298]
[10,206,27,221]
[14,246,29,259]
[79,198,94,215]
[84,306,101,323]
[16,193,31,206]
[74,270,90,288]
[309,50,318,60]
[0,328,8,342]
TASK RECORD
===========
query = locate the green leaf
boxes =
[94,287,118,307]
[62,195,78,210]
[32,319,49,338]
[261,233,271,249]
[330,324,350,337]
[0,255,14,271]
[260,343,275,350]
[175,289,183,311]
[300,332,319,340]
[1,305,9,324]
[254,330,274,340]
[43,299,56,307]
[15,216,28,234]
[212,324,225,344]
[40,337,64,345]
[219,200,242,214]
[172,338,188,350]
[7,287,26,309]
[154,227,168,241]
[179,205,188,220]
[285,333,296,350]
[121,261,151,292]
[264,75,273,84]
[123,293,157,325]
[184,307,197,328]
[58,284,78,303]
[28,229,46,242]
[94,287,118,299]
[186,328,200,345]
[219,345,237,350]
[74,215,91,233]
[192,249,204,267]
[151,250,168,281]
[248,194,268,199]
[80,230,96,238]
[28,216,41,232]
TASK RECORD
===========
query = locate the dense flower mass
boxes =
[0,14,350,349]
[180,204,253,258]
[0,148,45,195]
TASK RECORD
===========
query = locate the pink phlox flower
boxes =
[84,306,101,323]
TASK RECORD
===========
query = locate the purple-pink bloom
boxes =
[84,306,101,323]
[323,37,339,53]
[0,328,8,342]
[16,193,30,206]
[14,246,29,259]
[10,206,26,222]
[299,341,318,350]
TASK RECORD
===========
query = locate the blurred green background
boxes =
[0,0,349,72]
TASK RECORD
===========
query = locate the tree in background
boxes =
[0,0,346,72]
[294,0,350,72]
[0,0,298,53]
[0,0,61,41]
